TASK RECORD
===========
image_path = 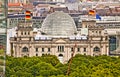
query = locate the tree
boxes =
[6,55,120,77]
[0,49,4,56]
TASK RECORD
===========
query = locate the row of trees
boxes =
[0,49,5,75]
[6,54,120,77]
[0,49,4,56]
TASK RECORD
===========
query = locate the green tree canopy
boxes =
[6,54,120,77]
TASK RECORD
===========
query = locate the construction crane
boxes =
[66,43,77,75]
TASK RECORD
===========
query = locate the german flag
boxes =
[25,10,32,20]
[26,10,31,15]
[89,10,95,15]
[25,15,31,20]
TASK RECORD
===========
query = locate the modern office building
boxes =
[0,0,6,76]
[0,0,6,49]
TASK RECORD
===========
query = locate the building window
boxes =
[22,47,28,52]
[71,48,74,52]
[101,36,103,41]
[96,31,97,34]
[42,54,44,56]
[58,46,60,52]
[83,48,86,52]
[77,48,80,52]
[48,48,50,52]
[62,46,64,51]
[105,36,108,40]
[42,48,44,52]
[96,31,97,33]
[36,53,38,56]
[94,47,100,52]
[36,48,38,52]
[99,31,101,35]
[58,46,64,52]
[25,32,26,35]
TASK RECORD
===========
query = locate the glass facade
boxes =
[41,11,77,36]
[0,0,6,76]
[109,36,117,51]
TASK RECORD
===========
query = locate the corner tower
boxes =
[16,22,33,41]
[10,21,34,57]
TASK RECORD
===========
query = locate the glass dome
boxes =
[41,11,77,36]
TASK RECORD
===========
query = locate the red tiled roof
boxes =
[23,3,34,9]
[8,3,22,7]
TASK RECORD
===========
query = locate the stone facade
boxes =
[10,21,109,63]
[9,12,109,63]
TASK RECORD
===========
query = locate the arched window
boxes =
[59,54,63,57]
[22,47,28,52]
[93,46,100,52]
[21,32,23,35]
[58,54,63,63]
[25,32,26,35]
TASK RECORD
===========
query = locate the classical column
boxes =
[115,31,120,54]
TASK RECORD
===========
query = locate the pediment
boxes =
[55,39,66,43]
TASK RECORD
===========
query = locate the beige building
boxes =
[8,0,29,4]
[9,11,109,63]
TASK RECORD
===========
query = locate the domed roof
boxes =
[41,11,77,36]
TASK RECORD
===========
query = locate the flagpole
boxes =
[66,43,77,75]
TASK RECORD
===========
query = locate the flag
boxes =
[96,14,101,20]
[89,10,95,15]
[25,15,31,20]
[25,10,32,20]
[26,10,31,15]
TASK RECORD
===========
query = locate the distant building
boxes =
[7,13,120,28]
[8,3,34,14]
[65,1,80,11]
[53,0,65,3]
[7,14,44,28]
[0,0,6,76]
[0,0,6,49]
[31,0,65,3]
[8,0,29,4]
[9,11,109,63]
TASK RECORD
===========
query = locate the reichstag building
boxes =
[9,11,109,63]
